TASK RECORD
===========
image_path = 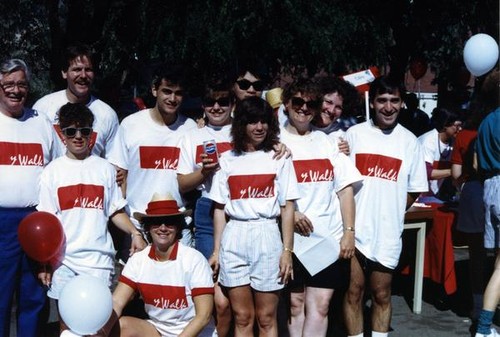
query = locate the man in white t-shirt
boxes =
[343,76,428,337]
[107,64,197,260]
[32,44,120,164]
[0,59,58,337]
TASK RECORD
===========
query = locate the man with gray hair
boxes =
[0,59,58,337]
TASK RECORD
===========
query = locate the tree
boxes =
[1,0,497,109]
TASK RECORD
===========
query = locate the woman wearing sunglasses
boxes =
[279,79,362,337]
[209,97,299,337]
[36,102,147,335]
[177,80,234,337]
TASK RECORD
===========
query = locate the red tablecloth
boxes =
[423,204,457,294]
[402,204,457,295]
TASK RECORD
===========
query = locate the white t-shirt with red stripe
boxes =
[177,124,232,198]
[280,128,363,242]
[37,155,125,274]
[32,90,120,163]
[0,109,58,208]
[107,109,197,226]
[119,242,214,337]
[345,120,428,269]
[209,150,300,220]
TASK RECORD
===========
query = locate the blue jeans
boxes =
[194,197,214,259]
[0,207,46,337]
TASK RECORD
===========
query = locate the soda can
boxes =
[203,140,219,164]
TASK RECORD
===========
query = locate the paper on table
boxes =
[293,217,340,276]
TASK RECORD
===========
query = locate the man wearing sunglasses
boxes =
[231,62,267,102]
[107,63,197,262]
[0,59,59,337]
[32,44,121,167]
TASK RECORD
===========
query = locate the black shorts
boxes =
[288,254,350,290]
[355,249,394,275]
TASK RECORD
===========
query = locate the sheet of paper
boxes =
[293,217,340,276]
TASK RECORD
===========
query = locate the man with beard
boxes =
[0,59,58,337]
[33,44,121,165]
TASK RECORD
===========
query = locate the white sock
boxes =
[348,334,363,337]
[372,331,389,337]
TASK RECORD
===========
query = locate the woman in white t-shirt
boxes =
[280,79,362,337]
[209,96,299,337]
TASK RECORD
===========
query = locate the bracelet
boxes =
[283,247,294,254]
[344,226,355,232]
[131,232,143,239]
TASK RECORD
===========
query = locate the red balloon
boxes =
[409,57,428,80]
[18,211,65,263]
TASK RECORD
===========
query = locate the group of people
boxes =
[0,42,498,337]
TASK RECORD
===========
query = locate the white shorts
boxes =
[484,175,500,249]
[47,264,113,300]
[219,219,283,292]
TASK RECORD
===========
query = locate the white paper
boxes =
[293,217,340,276]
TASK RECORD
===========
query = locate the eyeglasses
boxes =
[0,81,29,92]
[61,127,93,138]
[203,96,231,107]
[291,97,321,110]
[236,79,265,91]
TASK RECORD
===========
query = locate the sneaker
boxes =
[475,328,500,337]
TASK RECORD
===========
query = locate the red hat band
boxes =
[145,200,180,215]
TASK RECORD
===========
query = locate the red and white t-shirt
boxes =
[210,150,300,220]
[177,124,232,197]
[280,128,362,242]
[120,242,214,337]
[37,155,125,273]
[345,121,428,269]
[33,90,120,162]
[0,109,58,208]
[107,109,197,226]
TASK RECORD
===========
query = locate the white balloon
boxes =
[60,330,81,337]
[463,34,499,76]
[58,274,113,335]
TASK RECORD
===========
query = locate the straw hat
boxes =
[265,87,283,109]
[133,193,189,227]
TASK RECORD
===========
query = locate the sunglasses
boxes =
[236,79,265,91]
[203,96,231,107]
[291,97,321,110]
[61,127,93,138]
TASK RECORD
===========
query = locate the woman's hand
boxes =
[294,211,313,236]
[208,252,219,282]
[279,250,293,285]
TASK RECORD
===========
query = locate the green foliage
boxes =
[0,0,497,106]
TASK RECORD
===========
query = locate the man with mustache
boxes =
[0,59,58,337]
[32,44,121,165]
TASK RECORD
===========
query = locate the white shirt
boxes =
[177,124,232,197]
[120,242,214,337]
[33,90,120,162]
[418,128,452,195]
[210,150,300,220]
[37,155,126,273]
[107,109,197,226]
[0,109,58,207]
[345,120,428,269]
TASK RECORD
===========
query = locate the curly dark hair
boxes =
[231,97,279,154]
[57,102,94,129]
